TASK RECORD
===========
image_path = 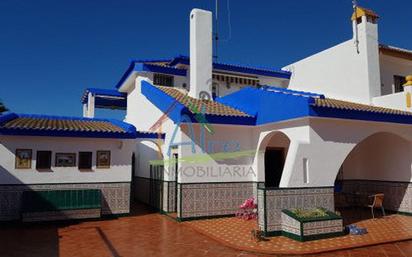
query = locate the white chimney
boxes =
[351,7,381,100]
[189,9,213,100]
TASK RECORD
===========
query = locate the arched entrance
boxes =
[259,132,291,188]
[334,132,412,222]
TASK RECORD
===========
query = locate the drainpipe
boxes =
[403,75,412,110]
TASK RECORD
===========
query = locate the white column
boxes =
[86,92,95,118]
[82,103,88,117]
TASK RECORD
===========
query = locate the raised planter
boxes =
[281,209,344,241]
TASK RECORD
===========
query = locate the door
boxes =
[264,148,285,188]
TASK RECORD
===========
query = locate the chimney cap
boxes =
[403,75,412,87]
[351,6,379,21]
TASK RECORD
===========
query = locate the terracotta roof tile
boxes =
[312,98,412,116]
[155,86,252,117]
[1,117,126,133]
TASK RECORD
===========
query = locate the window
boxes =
[394,75,406,93]
[79,152,93,170]
[153,73,174,87]
[36,151,52,169]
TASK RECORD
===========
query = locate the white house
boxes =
[0,113,159,221]
[2,5,412,240]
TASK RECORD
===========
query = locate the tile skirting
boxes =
[0,182,130,221]
[179,182,257,219]
[340,180,412,213]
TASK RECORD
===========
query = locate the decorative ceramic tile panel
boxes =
[281,212,301,235]
[0,182,130,221]
[259,187,335,234]
[179,182,254,218]
[341,180,412,213]
[281,211,343,240]
[257,189,265,231]
[168,182,176,212]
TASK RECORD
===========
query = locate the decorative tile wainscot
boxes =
[281,209,344,241]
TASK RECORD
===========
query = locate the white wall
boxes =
[135,138,163,179]
[0,136,135,184]
[372,92,407,111]
[283,17,380,104]
[178,123,256,183]
[379,54,412,95]
[124,75,164,131]
[342,132,412,181]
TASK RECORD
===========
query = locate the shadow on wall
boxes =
[133,140,163,205]
[336,132,412,213]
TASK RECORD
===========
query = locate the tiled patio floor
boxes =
[186,214,412,255]
[1,203,412,257]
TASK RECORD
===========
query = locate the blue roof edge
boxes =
[115,61,187,89]
[168,55,291,79]
[81,88,127,104]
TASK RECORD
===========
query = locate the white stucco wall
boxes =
[283,18,381,104]
[294,118,412,187]
[0,136,135,185]
[372,91,407,111]
[379,54,412,96]
[342,132,412,181]
[177,123,255,183]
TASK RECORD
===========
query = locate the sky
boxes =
[0,0,411,120]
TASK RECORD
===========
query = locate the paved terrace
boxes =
[1,203,412,257]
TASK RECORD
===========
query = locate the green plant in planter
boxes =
[291,208,328,219]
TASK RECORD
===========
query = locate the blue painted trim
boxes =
[0,128,136,139]
[262,86,325,99]
[115,61,136,89]
[136,131,165,139]
[0,113,18,125]
[309,106,412,125]
[115,61,187,89]
[81,88,127,109]
[130,58,172,64]
[216,87,311,125]
[168,55,291,79]
[135,63,187,76]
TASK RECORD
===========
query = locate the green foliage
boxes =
[291,208,328,219]
[0,101,7,114]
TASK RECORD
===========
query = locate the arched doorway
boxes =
[334,132,412,222]
[259,132,291,188]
